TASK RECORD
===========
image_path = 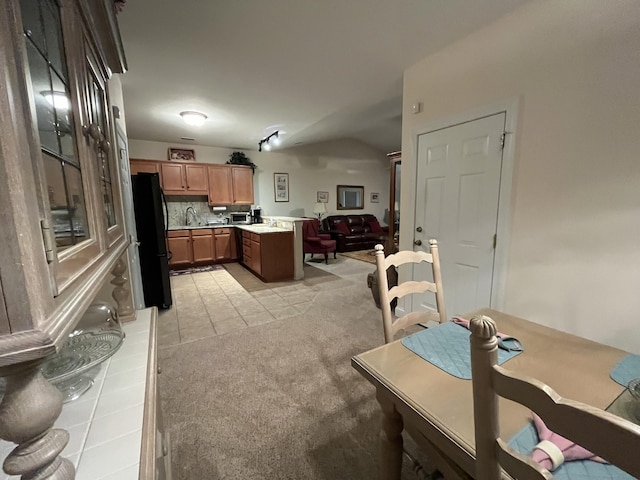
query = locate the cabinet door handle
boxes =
[157,366,162,374]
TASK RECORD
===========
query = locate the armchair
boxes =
[302,219,336,264]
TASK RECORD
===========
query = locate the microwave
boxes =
[230,212,251,224]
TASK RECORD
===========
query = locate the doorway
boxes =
[410,108,514,317]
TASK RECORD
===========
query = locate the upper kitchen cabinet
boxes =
[0,0,128,361]
[130,158,161,176]
[231,166,254,205]
[207,164,232,205]
[161,161,208,196]
[207,164,254,205]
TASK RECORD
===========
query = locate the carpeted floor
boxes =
[158,257,434,479]
[339,249,377,264]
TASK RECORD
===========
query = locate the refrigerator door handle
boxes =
[160,188,173,261]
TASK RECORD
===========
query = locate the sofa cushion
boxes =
[335,222,350,235]
[368,219,383,233]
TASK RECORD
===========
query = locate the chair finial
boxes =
[375,244,384,253]
[429,239,438,247]
[470,315,497,338]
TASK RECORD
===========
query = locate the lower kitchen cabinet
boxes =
[191,230,215,263]
[168,228,237,269]
[167,230,192,267]
[214,228,238,261]
[241,230,294,282]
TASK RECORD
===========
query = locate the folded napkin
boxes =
[530,413,606,471]
[451,317,523,352]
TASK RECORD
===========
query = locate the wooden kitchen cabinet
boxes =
[251,236,262,275]
[0,0,131,477]
[214,228,237,261]
[160,162,208,195]
[168,228,236,268]
[207,164,233,205]
[207,164,253,205]
[167,230,192,267]
[241,230,294,282]
[231,166,254,204]
[191,229,215,263]
[130,159,161,176]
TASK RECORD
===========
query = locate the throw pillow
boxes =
[368,219,383,233]
[336,222,350,235]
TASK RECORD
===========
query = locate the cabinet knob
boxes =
[99,138,111,152]
[157,366,162,374]
[83,123,101,140]
[414,239,422,246]
[416,226,423,232]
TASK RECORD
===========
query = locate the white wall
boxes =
[128,138,390,223]
[402,0,640,352]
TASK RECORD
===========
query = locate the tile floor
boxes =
[158,261,355,347]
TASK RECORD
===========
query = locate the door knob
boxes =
[416,226,423,232]
[414,239,422,246]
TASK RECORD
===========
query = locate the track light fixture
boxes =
[258,131,280,152]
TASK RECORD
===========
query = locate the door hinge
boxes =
[500,131,512,150]
[40,219,55,263]
[493,234,497,249]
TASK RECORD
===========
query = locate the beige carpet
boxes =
[339,249,377,264]
[158,258,435,479]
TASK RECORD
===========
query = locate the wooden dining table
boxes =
[351,308,630,480]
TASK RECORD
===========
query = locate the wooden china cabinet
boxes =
[0,0,131,478]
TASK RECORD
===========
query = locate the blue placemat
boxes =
[400,321,523,379]
[610,354,640,387]
[509,422,634,480]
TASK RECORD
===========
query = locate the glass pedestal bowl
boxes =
[0,302,125,403]
[40,302,125,403]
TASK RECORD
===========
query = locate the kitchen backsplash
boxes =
[165,197,250,228]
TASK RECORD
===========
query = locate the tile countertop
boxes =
[0,308,154,480]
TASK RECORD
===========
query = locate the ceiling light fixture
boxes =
[180,111,207,126]
[258,131,281,152]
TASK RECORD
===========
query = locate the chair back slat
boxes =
[388,280,437,300]
[469,315,640,480]
[385,250,433,268]
[392,311,441,336]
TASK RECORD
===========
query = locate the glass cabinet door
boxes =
[21,0,91,250]
[84,46,117,230]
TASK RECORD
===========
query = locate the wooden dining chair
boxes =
[374,241,469,480]
[469,315,640,480]
[374,240,447,344]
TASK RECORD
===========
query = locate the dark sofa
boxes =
[322,214,387,252]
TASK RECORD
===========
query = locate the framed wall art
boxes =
[274,173,289,202]
[370,192,380,203]
[168,148,196,161]
[317,191,329,203]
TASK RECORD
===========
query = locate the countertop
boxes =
[0,309,154,480]
[169,223,290,233]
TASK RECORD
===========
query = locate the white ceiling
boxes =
[117,0,529,153]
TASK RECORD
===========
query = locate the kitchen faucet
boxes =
[185,206,198,226]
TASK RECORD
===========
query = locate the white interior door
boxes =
[413,113,505,317]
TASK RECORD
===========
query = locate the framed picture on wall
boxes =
[274,173,289,202]
[370,192,380,203]
[168,148,195,161]
[317,191,329,203]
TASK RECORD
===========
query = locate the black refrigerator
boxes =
[131,173,172,309]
